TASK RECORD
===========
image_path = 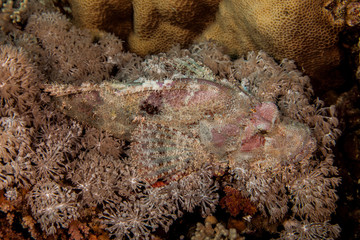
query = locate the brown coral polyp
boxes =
[0,3,343,239]
[0,45,42,113]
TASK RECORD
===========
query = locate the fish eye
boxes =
[257,129,268,135]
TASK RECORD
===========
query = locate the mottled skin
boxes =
[67,0,358,81]
[45,79,316,185]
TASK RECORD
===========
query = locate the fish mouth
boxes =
[263,120,317,165]
[228,119,316,170]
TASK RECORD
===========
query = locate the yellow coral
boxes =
[68,0,133,40]
[66,0,355,82]
[197,0,347,83]
[1,0,28,23]
[69,0,220,56]
[129,0,221,55]
[0,0,28,32]
[68,0,220,55]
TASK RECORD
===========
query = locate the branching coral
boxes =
[67,150,123,207]
[81,127,125,158]
[99,166,219,238]
[0,113,34,189]
[288,155,340,222]
[279,219,341,240]
[169,168,219,218]
[191,216,241,240]
[0,113,31,164]
[100,200,159,240]
[30,120,82,181]
[0,0,28,32]
[0,44,42,114]
[24,11,134,85]
[27,181,79,235]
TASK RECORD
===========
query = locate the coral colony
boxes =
[0,1,344,240]
[67,0,360,84]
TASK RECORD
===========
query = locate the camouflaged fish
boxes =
[44,78,316,185]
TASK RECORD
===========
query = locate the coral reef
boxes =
[27,181,79,235]
[220,186,257,217]
[68,0,221,55]
[191,215,242,240]
[24,11,131,85]
[0,0,28,32]
[65,0,360,85]
[279,219,341,240]
[129,0,221,56]
[68,0,133,41]
[0,3,345,240]
[198,0,355,82]
[0,44,42,114]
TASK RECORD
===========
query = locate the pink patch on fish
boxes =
[254,102,278,126]
[211,124,240,147]
[241,135,265,151]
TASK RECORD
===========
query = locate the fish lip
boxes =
[229,120,316,169]
[276,121,317,164]
[282,133,317,165]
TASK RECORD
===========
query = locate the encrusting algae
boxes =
[0,1,349,239]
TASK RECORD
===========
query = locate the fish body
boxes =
[45,78,316,184]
